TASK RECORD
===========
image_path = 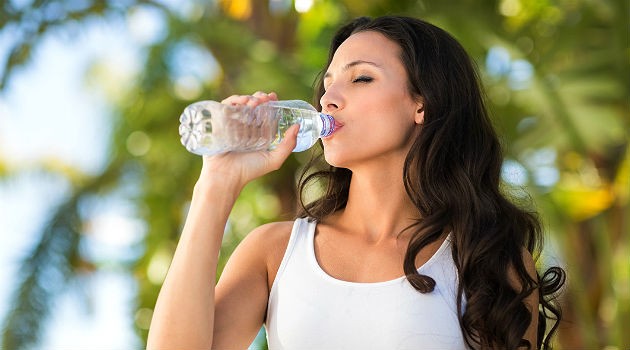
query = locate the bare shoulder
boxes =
[222,221,294,271]
[244,221,294,252]
[218,221,294,288]
[239,221,295,287]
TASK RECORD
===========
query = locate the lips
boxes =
[322,119,343,139]
[320,112,343,138]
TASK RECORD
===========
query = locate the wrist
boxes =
[193,175,243,200]
[188,177,242,231]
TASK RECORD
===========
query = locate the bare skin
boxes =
[147,91,299,349]
[147,31,539,350]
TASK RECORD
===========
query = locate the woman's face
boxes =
[320,30,422,170]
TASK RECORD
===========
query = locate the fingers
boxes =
[221,91,278,108]
[267,124,299,170]
[255,91,278,102]
[220,95,251,105]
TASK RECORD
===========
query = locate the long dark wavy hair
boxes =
[296,16,566,350]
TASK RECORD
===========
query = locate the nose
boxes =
[319,85,343,114]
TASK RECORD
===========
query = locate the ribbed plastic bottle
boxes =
[179,100,335,156]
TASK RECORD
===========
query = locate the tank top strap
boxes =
[269,217,315,297]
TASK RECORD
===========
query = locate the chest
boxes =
[266,225,466,349]
[313,230,444,284]
[266,270,466,350]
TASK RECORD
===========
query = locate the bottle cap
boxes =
[320,113,335,137]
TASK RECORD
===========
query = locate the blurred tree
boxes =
[1,0,627,349]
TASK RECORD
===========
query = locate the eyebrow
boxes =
[323,60,382,79]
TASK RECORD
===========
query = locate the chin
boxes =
[322,146,346,168]
[322,152,342,168]
[322,145,362,169]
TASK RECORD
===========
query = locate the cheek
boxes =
[368,103,417,149]
[364,100,417,143]
[322,117,416,167]
[374,118,417,149]
[343,96,416,144]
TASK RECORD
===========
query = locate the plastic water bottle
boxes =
[179,100,336,156]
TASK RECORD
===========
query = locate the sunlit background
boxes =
[0,0,628,349]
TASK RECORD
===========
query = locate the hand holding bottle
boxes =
[197,91,300,190]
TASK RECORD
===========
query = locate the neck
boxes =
[337,161,419,243]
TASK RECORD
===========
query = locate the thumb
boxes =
[267,124,299,169]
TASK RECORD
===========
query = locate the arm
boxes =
[146,174,239,349]
[212,221,293,348]
[146,92,297,349]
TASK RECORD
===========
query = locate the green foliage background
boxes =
[1,0,628,349]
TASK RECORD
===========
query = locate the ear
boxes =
[414,100,425,125]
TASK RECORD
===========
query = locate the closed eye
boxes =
[352,76,373,83]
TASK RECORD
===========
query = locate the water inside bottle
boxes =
[179,100,333,155]
[262,104,320,152]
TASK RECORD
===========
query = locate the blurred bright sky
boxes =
[0,9,158,349]
[0,2,314,348]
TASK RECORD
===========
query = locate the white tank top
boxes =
[265,218,468,350]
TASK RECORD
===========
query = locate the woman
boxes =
[148,16,564,349]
